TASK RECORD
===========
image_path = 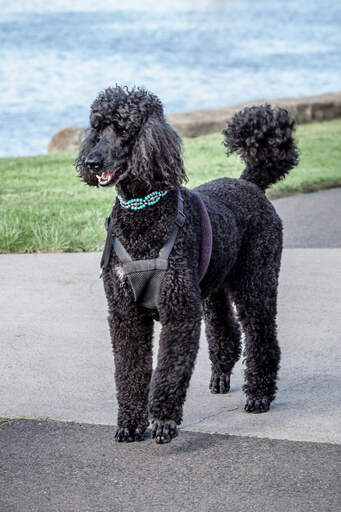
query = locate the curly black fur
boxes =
[223,104,299,190]
[76,85,187,194]
[76,86,298,444]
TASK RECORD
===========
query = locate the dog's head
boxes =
[76,85,187,195]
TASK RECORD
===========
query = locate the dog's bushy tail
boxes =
[223,104,299,190]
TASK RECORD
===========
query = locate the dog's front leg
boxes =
[108,308,154,442]
[149,292,202,444]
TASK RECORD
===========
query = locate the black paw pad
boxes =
[209,373,231,394]
[114,427,145,442]
[244,397,270,414]
[151,420,179,444]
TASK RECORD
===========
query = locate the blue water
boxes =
[1,0,341,157]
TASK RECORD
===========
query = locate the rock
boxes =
[47,126,85,153]
[47,91,341,153]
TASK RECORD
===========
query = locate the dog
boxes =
[76,85,298,444]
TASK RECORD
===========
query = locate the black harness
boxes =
[100,189,212,310]
[100,190,186,309]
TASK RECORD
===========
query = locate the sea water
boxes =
[1,0,340,157]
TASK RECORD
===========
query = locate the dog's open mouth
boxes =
[96,170,115,187]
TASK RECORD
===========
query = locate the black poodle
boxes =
[76,85,298,444]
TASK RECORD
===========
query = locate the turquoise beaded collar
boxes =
[117,190,169,211]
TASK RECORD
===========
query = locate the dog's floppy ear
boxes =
[75,128,98,186]
[129,114,187,189]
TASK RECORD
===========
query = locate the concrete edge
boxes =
[48,90,341,152]
[168,90,341,136]
[2,416,340,446]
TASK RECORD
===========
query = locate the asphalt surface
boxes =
[1,188,341,511]
[1,419,340,512]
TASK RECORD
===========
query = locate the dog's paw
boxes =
[114,426,145,442]
[151,420,178,444]
[209,372,231,394]
[244,397,270,414]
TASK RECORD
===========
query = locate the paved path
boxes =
[1,249,340,444]
[1,188,340,511]
[273,187,341,248]
[1,420,339,512]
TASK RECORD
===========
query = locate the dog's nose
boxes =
[85,153,103,168]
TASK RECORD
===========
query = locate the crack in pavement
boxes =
[184,406,239,429]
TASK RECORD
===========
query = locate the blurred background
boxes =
[1,0,340,158]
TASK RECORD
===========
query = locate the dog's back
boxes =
[192,104,298,295]
[192,177,282,297]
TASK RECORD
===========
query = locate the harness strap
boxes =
[110,190,184,265]
[112,237,132,264]
[100,189,212,294]
[191,191,212,282]
[158,191,185,259]
[100,216,114,273]
[100,189,185,278]
[110,190,185,309]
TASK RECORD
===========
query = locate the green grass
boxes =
[1,119,340,253]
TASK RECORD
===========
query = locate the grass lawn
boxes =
[1,119,340,253]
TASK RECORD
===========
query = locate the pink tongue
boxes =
[102,171,113,180]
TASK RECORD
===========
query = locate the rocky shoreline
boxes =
[48,90,341,153]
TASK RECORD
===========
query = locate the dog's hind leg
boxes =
[203,288,241,394]
[108,307,154,442]
[232,243,282,413]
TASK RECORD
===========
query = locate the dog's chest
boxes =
[104,200,179,310]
